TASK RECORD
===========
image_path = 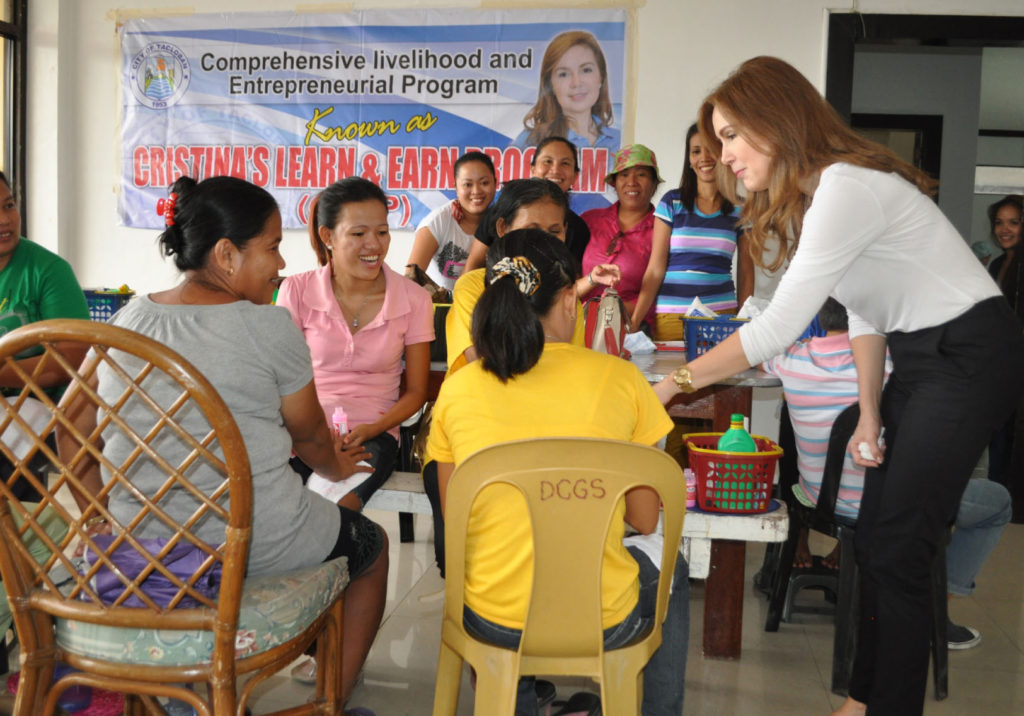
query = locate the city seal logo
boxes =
[129,42,191,109]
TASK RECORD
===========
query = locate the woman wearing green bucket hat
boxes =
[580,144,663,332]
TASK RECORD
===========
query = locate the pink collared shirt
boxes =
[277,264,434,438]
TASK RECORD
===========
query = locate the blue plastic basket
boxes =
[683,315,749,360]
[84,289,134,322]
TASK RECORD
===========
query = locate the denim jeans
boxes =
[463,546,689,716]
[946,478,1012,596]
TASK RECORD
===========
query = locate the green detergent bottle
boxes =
[715,413,758,510]
[717,413,757,452]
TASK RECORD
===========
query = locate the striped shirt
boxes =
[653,189,743,313]
[762,333,892,519]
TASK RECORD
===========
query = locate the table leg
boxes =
[700,386,755,658]
[703,539,746,659]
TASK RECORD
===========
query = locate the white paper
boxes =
[306,463,373,503]
[683,296,718,318]
[624,331,657,354]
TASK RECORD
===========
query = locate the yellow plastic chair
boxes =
[432,437,686,716]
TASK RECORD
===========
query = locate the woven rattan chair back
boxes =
[0,318,259,714]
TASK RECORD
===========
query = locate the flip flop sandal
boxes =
[536,678,557,714]
[552,690,601,716]
[290,657,317,684]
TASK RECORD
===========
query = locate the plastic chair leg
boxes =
[471,654,519,716]
[830,527,859,697]
[432,639,465,716]
[600,656,643,716]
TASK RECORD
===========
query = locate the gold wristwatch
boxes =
[673,365,697,393]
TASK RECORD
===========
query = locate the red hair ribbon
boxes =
[156,193,178,226]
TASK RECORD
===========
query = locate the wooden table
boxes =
[632,351,787,659]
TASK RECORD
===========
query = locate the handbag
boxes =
[584,287,630,359]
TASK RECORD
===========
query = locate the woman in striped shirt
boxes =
[632,123,753,340]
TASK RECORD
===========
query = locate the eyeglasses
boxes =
[606,230,625,256]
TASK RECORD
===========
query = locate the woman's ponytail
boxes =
[472,229,578,382]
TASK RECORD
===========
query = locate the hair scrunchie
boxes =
[490,256,540,297]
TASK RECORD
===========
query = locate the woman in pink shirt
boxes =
[278,177,434,511]
[581,144,663,333]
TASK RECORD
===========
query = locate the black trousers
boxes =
[421,460,446,578]
[849,298,1024,714]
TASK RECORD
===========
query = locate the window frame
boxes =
[0,0,27,230]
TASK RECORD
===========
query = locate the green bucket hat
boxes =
[604,144,664,186]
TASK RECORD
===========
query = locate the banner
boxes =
[119,8,627,229]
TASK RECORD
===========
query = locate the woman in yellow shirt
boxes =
[426,229,688,716]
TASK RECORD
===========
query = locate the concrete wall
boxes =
[852,46,983,239]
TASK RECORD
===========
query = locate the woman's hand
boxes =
[340,423,379,449]
[335,442,374,479]
[849,412,885,468]
[590,263,621,288]
[575,263,622,300]
[73,518,112,557]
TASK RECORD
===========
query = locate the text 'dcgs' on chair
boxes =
[432,437,685,716]
[0,319,348,716]
[764,403,947,700]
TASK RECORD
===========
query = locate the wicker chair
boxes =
[0,319,348,716]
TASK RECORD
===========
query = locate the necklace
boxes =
[335,272,382,329]
[544,334,564,342]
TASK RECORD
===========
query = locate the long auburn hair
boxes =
[697,56,937,272]
[522,31,613,146]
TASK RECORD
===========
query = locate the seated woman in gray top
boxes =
[61,176,387,707]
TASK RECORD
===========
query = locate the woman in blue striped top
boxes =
[631,123,753,339]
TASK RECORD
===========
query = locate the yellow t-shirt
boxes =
[427,342,673,629]
[445,268,586,376]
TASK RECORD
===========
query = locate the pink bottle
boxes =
[684,468,697,509]
[331,406,348,437]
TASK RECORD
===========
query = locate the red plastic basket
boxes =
[683,433,782,514]
[683,315,749,360]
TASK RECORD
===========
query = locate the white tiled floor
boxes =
[246,509,1024,716]
[3,510,1020,715]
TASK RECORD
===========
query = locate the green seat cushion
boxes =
[55,556,348,666]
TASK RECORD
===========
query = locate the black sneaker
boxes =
[947,618,982,650]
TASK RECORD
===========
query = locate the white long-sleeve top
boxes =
[739,163,1000,365]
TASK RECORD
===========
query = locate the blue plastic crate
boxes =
[683,315,749,360]
[84,289,134,322]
